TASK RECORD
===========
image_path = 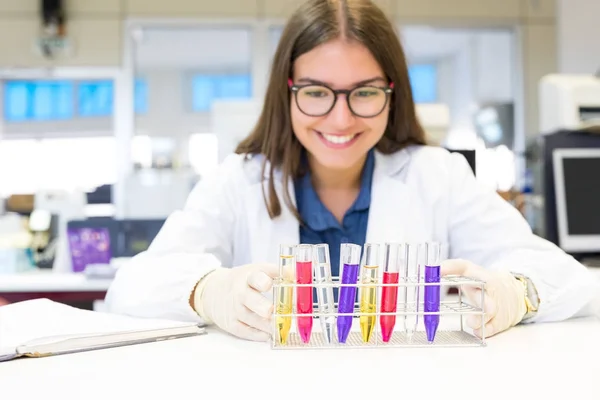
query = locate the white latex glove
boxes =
[441,259,527,338]
[199,263,278,342]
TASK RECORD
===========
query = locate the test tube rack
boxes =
[271,275,486,350]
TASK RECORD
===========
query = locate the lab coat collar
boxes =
[366,148,412,245]
[245,147,414,263]
[251,147,412,182]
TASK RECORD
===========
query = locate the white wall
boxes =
[557,0,600,74]
[402,27,514,149]
[134,69,210,167]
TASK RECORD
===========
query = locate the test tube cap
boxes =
[296,244,313,262]
[340,243,362,265]
[382,242,407,273]
[424,242,441,266]
[362,243,380,266]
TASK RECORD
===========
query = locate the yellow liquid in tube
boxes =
[359,265,378,343]
[276,255,294,344]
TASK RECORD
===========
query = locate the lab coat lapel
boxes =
[366,150,411,245]
[247,168,299,264]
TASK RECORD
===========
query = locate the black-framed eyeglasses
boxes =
[288,79,394,118]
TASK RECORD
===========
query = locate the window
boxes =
[408,64,438,103]
[4,80,74,121]
[0,137,117,197]
[134,79,148,114]
[191,74,252,112]
[3,78,149,121]
[78,80,113,117]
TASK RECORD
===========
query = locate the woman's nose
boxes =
[327,95,355,128]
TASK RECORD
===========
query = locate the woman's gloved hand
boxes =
[441,259,527,338]
[197,263,279,342]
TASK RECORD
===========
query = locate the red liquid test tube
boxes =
[380,243,404,342]
[296,244,313,343]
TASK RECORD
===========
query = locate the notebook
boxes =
[0,298,206,362]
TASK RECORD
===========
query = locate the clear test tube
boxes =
[359,243,380,343]
[424,242,442,343]
[404,243,421,342]
[276,244,295,345]
[295,244,313,344]
[379,243,404,342]
[337,243,362,343]
[313,244,336,344]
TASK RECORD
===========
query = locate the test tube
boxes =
[404,243,421,342]
[424,242,441,343]
[313,244,336,344]
[295,244,313,344]
[276,244,295,345]
[359,243,380,343]
[379,243,404,343]
[337,243,361,343]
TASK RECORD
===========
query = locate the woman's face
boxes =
[290,38,391,172]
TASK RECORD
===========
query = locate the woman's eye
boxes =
[354,89,379,97]
[304,90,329,97]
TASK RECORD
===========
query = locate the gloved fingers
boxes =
[441,259,488,281]
[229,320,271,342]
[473,317,504,339]
[235,302,273,335]
[459,285,485,310]
[247,269,276,293]
[466,313,487,332]
[465,291,496,328]
[241,287,274,319]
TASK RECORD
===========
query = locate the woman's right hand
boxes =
[197,263,279,341]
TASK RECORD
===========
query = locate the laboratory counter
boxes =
[1,317,599,400]
[0,269,112,307]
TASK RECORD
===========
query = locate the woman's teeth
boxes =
[321,133,356,144]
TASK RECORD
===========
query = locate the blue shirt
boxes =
[294,150,374,277]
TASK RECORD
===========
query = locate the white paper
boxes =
[0,298,195,350]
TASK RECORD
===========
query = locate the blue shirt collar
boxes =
[295,149,375,231]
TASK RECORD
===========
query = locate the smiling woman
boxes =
[105,0,599,345]
[236,0,426,220]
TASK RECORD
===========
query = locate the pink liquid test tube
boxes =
[295,244,313,343]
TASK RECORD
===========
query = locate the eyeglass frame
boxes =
[287,78,395,118]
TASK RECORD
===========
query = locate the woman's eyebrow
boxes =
[295,76,387,86]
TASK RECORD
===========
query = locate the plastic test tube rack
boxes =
[271,244,486,350]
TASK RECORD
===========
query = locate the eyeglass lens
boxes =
[295,85,389,117]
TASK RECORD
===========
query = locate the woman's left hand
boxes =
[441,259,527,338]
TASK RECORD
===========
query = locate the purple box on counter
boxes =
[66,227,112,273]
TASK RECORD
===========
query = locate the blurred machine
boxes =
[537,74,600,258]
[552,148,600,254]
[121,169,195,219]
[473,102,515,149]
[539,74,600,134]
[415,103,451,146]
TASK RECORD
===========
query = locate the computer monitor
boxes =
[552,148,600,253]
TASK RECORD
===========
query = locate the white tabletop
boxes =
[0,269,113,292]
[1,317,599,400]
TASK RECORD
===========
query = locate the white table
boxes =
[1,317,599,400]
[0,269,113,292]
[0,269,113,307]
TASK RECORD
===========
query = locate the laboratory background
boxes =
[0,0,599,311]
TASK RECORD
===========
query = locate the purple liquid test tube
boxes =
[424,242,441,343]
[337,243,362,343]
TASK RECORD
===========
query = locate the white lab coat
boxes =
[104,145,599,324]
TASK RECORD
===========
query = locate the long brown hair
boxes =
[235,0,427,220]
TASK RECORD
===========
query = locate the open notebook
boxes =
[0,299,206,362]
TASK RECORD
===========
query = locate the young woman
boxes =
[105,0,598,342]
